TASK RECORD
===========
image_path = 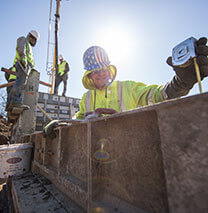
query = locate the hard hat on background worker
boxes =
[58,54,64,60]
[82,46,117,90]
[28,30,40,41]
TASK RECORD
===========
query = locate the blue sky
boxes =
[0,0,207,99]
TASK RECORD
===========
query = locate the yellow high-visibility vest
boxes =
[58,61,68,76]
[8,66,17,80]
[13,40,34,69]
[75,80,165,119]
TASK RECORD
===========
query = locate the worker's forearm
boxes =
[162,76,192,99]
[16,36,27,58]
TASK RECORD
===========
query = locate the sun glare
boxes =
[94,25,135,64]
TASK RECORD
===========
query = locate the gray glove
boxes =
[43,120,59,140]
[164,37,208,99]
[43,119,81,139]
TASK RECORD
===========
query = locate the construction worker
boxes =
[54,54,70,96]
[5,66,16,97]
[6,30,40,111]
[75,37,208,119]
[43,37,208,138]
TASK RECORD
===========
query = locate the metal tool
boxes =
[1,67,52,88]
[172,37,202,93]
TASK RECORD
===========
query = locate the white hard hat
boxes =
[29,30,40,40]
[58,54,63,60]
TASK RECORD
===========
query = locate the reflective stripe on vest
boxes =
[118,81,126,112]
[85,81,126,112]
[147,88,156,105]
[85,91,91,112]
[58,61,67,76]
[161,83,169,100]
[26,40,34,67]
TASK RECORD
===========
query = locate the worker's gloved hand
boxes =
[84,108,118,120]
[43,120,60,140]
[94,108,118,115]
[165,37,208,99]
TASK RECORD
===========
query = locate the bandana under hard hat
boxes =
[82,46,117,90]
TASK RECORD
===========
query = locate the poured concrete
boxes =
[11,69,40,143]
[19,92,208,213]
[11,173,84,212]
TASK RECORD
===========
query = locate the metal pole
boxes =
[54,0,61,92]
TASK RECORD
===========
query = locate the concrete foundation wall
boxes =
[22,92,208,213]
[90,110,168,212]
[157,93,208,213]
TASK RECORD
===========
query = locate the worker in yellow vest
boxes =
[54,54,70,96]
[5,66,16,97]
[75,37,208,119]
[43,37,208,138]
[6,30,40,111]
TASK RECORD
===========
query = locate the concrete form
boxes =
[11,69,40,143]
[14,92,208,213]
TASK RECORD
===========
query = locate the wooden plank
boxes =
[1,67,52,88]
[0,81,15,89]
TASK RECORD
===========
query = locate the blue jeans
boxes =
[7,62,27,105]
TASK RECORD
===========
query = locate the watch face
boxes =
[172,37,197,67]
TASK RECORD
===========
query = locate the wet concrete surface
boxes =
[11,173,84,213]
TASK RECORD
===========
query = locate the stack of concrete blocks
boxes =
[35,92,80,131]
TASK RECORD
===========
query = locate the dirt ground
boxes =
[0,115,11,212]
[0,115,11,145]
[0,179,9,213]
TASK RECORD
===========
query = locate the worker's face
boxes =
[89,68,110,90]
[28,35,37,47]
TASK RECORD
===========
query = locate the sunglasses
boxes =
[92,67,110,74]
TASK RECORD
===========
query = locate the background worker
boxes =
[75,37,208,119]
[6,30,40,111]
[54,54,70,96]
[5,66,16,98]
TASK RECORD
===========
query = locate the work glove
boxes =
[94,108,118,115]
[84,108,118,120]
[43,119,80,139]
[43,120,59,140]
[164,37,208,99]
